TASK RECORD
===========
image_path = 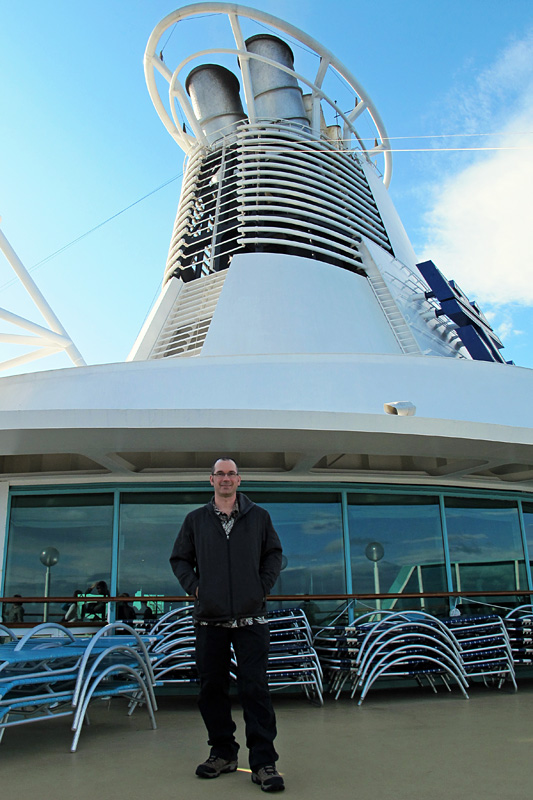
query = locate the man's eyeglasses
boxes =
[212,471,239,477]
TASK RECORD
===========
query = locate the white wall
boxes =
[201,252,402,357]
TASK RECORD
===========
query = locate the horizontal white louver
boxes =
[164,122,392,284]
[150,270,227,359]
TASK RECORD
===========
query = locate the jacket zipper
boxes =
[214,504,250,619]
[215,513,235,618]
[227,531,234,618]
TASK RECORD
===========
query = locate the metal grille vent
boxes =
[164,122,392,284]
[150,270,227,359]
[236,123,392,269]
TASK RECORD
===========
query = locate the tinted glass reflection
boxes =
[522,503,533,574]
[118,492,211,604]
[347,494,447,614]
[445,497,526,594]
[4,494,114,623]
[248,492,345,625]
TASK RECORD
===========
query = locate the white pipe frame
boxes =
[0,227,86,371]
[144,2,393,186]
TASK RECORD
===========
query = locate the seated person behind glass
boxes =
[116,592,136,623]
[61,590,83,624]
[81,580,110,619]
[140,601,155,620]
[3,595,24,624]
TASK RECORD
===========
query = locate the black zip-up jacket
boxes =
[169,493,283,623]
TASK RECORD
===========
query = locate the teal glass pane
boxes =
[522,503,533,575]
[516,501,533,603]
[118,492,211,610]
[247,491,345,626]
[347,493,447,614]
[4,493,114,624]
[445,497,526,599]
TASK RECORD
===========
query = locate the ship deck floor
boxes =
[1,681,531,800]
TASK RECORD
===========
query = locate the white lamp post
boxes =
[40,546,59,622]
[365,541,384,610]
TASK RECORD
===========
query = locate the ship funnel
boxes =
[244,34,309,129]
[185,64,246,145]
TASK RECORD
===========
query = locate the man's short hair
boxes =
[211,456,239,474]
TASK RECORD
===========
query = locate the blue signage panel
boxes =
[416,260,508,363]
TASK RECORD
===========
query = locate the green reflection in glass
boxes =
[444,497,526,593]
[347,494,447,614]
[118,492,211,599]
[5,494,114,623]
[247,492,345,624]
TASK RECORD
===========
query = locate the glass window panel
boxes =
[247,492,345,626]
[4,493,114,624]
[444,497,526,600]
[514,501,533,606]
[522,504,533,581]
[118,492,211,613]
[347,493,447,615]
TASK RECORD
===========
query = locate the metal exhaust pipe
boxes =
[244,34,309,130]
[185,64,246,146]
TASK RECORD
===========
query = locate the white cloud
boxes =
[496,319,523,341]
[419,33,533,306]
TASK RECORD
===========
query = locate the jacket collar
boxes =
[207,491,254,518]
[236,492,254,516]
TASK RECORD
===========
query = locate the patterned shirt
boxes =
[212,496,239,538]
[196,497,267,628]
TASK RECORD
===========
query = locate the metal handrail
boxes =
[2,589,532,604]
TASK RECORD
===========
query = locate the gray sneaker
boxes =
[251,765,285,792]
[195,754,238,778]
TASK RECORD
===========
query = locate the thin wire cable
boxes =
[159,21,179,56]
[252,18,320,60]
[241,19,533,142]
[136,278,166,334]
[2,132,530,292]
[325,130,533,145]
[382,130,533,141]
[0,174,183,292]
[368,145,533,152]
[158,14,533,146]
[159,12,221,57]
[240,18,359,107]
[458,596,516,613]
[200,142,533,153]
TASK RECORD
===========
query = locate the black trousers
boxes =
[195,623,278,770]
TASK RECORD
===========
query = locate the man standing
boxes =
[169,457,285,793]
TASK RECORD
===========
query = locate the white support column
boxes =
[0,482,10,594]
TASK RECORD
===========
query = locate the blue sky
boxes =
[1,0,533,373]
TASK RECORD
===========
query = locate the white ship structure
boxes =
[1,4,532,623]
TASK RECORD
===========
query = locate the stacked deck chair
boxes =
[351,611,469,704]
[442,613,516,690]
[264,608,323,705]
[146,606,199,690]
[148,605,195,636]
[0,622,157,752]
[504,605,533,670]
[313,624,365,700]
[313,610,409,698]
[142,606,323,705]
[315,610,469,704]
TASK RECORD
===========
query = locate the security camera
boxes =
[384,401,416,416]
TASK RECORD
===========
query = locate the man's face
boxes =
[210,459,241,497]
